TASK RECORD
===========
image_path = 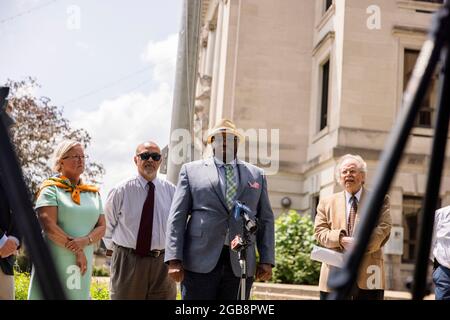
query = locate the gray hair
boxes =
[334,154,367,184]
[52,140,83,172]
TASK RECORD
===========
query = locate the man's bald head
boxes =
[136,141,160,155]
[134,141,162,181]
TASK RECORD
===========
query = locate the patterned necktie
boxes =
[225,164,237,211]
[348,195,358,237]
[135,181,155,256]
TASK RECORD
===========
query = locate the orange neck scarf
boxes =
[37,176,99,205]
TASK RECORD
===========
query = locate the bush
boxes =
[14,272,30,300]
[92,266,110,277]
[13,271,111,300]
[271,210,321,285]
[90,280,110,300]
[14,250,32,273]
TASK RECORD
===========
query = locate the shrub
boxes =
[14,272,30,300]
[90,280,110,300]
[14,250,32,273]
[13,271,111,300]
[271,210,321,285]
[92,266,110,277]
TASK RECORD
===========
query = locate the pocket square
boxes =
[248,181,260,189]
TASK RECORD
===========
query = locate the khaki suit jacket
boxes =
[314,188,391,292]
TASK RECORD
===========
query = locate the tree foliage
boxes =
[4,77,105,194]
[271,210,321,285]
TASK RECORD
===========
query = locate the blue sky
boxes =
[0,0,182,196]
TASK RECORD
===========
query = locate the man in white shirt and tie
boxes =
[431,206,450,300]
[103,141,176,300]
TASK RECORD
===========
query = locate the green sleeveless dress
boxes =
[28,185,103,300]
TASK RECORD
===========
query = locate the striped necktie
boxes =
[348,195,358,237]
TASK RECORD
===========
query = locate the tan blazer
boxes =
[314,188,391,292]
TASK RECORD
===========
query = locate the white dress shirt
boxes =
[103,174,175,251]
[344,188,362,227]
[432,206,450,269]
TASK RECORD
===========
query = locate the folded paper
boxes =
[310,245,345,268]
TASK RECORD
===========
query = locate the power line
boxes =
[63,78,154,114]
[122,78,153,94]
[0,0,59,25]
[61,66,152,106]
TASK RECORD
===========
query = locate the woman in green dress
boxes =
[28,140,105,300]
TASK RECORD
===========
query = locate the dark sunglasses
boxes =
[138,152,161,161]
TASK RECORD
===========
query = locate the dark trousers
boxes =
[320,288,384,300]
[181,246,254,300]
[433,265,450,300]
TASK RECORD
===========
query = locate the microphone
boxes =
[233,200,257,234]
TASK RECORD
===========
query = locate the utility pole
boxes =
[167,0,202,184]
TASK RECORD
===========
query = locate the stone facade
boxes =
[192,0,445,291]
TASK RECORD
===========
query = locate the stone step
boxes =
[252,283,320,299]
[253,291,319,300]
[92,277,434,300]
[251,282,434,300]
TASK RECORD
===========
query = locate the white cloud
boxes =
[15,0,42,12]
[141,33,178,84]
[75,41,89,50]
[70,33,178,199]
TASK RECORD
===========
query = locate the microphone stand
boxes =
[232,200,257,300]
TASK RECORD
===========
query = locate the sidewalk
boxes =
[252,282,436,300]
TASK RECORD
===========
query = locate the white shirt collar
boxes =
[137,174,158,189]
[345,187,362,204]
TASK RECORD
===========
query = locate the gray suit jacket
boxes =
[165,157,275,277]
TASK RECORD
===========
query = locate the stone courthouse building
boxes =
[187,0,445,291]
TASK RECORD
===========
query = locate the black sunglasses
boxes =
[137,152,161,161]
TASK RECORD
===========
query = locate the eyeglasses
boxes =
[62,155,89,161]
[137,152,161,161]
[341,169,359,176]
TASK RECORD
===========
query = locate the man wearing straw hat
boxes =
[165,119,275,300]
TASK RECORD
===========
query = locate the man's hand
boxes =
[256,263,272,281]
[168,260,184,283]
[340,236,354,251]
[0,238,18,258]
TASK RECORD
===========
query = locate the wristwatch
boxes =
[88,236,93,245]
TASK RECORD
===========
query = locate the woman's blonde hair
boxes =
[52,140,83,172]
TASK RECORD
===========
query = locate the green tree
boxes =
[4,77,105,194]
[272,210,321,285]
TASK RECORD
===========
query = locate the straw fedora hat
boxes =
[206,119,244,144]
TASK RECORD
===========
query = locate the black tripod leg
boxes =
[0,122,67,299]
[412,44,450,300]
[328,7,449,300]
